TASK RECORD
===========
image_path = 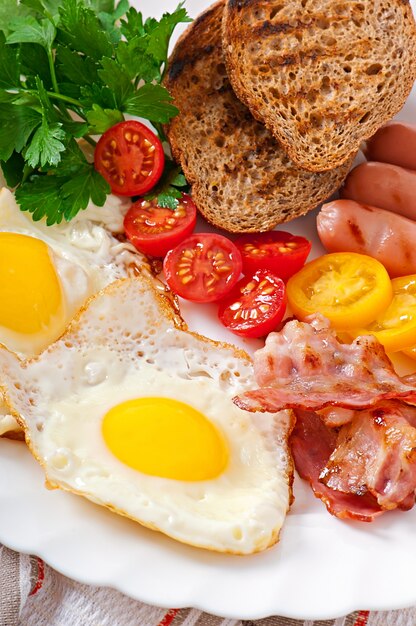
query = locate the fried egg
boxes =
[0,188,147,434]
[0,275,293,554]
[0,188,145,355]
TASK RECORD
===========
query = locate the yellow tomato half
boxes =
[286,252,393,329]
[356,274,416,352]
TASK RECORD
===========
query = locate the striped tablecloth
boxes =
[0,544,414,626]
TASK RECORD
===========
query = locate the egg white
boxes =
[0,275,293,554]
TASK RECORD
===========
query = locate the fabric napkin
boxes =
[0,544,415,626]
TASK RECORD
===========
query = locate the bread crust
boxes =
[223,0,416,172]
[164,1,352,233]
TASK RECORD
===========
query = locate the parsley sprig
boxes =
[0,0,191,225]
[145,159,189,210]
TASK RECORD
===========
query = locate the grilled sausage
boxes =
[341,162,416,220]
[364,122,416,170]
[317,199,416,278]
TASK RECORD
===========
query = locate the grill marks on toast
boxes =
[223,0,416,172]
[164,1,352,233]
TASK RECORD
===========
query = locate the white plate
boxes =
[1,0,416,620]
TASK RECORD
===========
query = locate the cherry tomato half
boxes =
[94,120,165,196]
[163,233,242,303]
[218,270,287,338]
[234,231,312,282]
[124,195,197,258]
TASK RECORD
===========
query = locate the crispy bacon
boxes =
[321,401,416,510]
[234,316,416,413]
[317,407,356,428]
[291,409,383,522]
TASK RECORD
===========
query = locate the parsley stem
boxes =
[45,92,83,108]
[46,50,73,121]
[153,122,167,142]
[47,49,60,96]
[22,165,34,184]
[84,136,97,147]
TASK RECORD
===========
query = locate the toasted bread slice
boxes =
[223,0,416,172]
[164,1,352,233]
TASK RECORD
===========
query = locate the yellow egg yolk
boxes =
[0,232,64,336]
[102,397,229,481]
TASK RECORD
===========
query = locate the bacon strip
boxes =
[321,401,416,510]
[234,316,416,413]
[317,407,356,428]
[291,409,383,522]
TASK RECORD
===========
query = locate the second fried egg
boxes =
[0,275,293,554]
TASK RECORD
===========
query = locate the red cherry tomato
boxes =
[94,120,165,196]
[218,270,287,338]
[234,231,312,282]
[124,195,197,258]
[163,233,242,303]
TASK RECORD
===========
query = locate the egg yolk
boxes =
[0,233,64,336]
[102,397,229,481]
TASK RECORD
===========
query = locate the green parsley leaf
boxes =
[16,174,68,224]
[0,0,34,37]
[11,92,42,108]
[123,84,178,124]
[97,0,129,43]
[46,138,87,175]
[98,57,133,108]
[170,171,187,187]
[16,162,110,225]
[25,120,66,168]
[0,90,21,104]
[106,0,128,19]
[146,3,191,65]
[156,187,184,209]
[119,7,144,41]
[0,32,20,88]
[56,81,82,100]
[58,0,113,59]
[6,16,56,50]
[88,0,115,14]
[0,104,41,161]
[60,166,110,220]
[80,83,117,110]
[20,0,61,22]
[85,104,124,133]
[55,44,99,85]
[60,119,89,138]
[19,42,52,89]
[116,38,160,83]
[117,4,190,82]
[145,159,189,210]
[19,0,45,14]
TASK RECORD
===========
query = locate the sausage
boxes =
[341,162,416,221]
[317,199,416,278]
[364,122,416,170]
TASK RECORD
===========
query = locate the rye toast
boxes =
[223,0,416,172]
[164,1,352,232]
